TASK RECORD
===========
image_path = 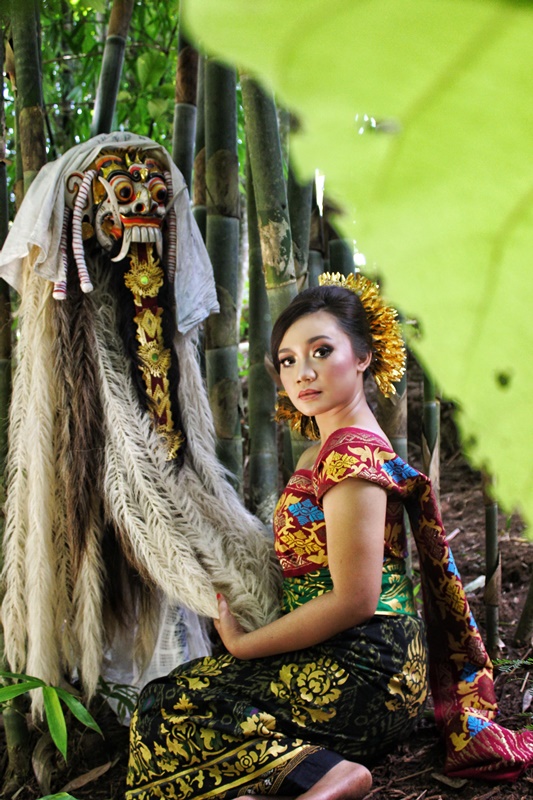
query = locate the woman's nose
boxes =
[297,362,316,382]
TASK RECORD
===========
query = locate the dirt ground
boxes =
[1,357,533,800]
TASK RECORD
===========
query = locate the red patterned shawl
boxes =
[312,427,533,781]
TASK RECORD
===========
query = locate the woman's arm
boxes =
[214,478,386,659]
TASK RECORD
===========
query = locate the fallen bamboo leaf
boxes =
[521,686,533,712]
[470,789,500,800]
[394,766,434,783]
[58,758,116,792]
[446,528,460,542]
[463,575,485,593]
[32,732,57,796]
[431,771,467,789]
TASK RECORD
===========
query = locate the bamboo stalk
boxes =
[172,15,198,192]
[204,59,242,487]
[287,165,312,290]
[240,77,313,471]
[308,187,325,287]
[240,74,297,322]
[422,373,440,501]
[376,372,408,461]
[11,0,46,193]
[482,473,500,657]
[375,362,412,579]
[329,236,354,278]
[91,0,134,135]
[246,158,278,525]
[192,55,206,241]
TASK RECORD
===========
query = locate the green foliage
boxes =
[97,676,138,724]
[0,670,103,762]
[136,50,167,91]
[183,0,533,533]
[39,794,80,800]
[493,657,533,728]
[493,657,533,674]
[3,0,181,221]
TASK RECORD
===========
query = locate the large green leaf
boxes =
[54,687,103,736]
[0,669,46,683]
[184,0,533,529]
[0,679,45,703]
[43,686,68,761]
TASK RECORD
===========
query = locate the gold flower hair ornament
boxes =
[275,390,321,441]
[318,271,406,398]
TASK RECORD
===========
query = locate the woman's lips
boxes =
[298,389,321,400]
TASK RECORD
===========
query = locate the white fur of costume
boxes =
[0,133,281,707]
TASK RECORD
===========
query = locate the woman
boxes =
[126,273,533,799]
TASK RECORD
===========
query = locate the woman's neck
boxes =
[315,391,379,444]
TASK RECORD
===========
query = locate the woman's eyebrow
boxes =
[278,335,333,355]
[308,335,333,344]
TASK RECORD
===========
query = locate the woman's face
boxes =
[277,310,371,419]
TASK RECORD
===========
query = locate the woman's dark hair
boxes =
[270,285,373,373]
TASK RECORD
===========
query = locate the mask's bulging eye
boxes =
[148,177,168,204]
[111,176,135,203]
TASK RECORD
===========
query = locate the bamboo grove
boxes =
[1,0,533,792]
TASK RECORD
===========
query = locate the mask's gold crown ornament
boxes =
[318,271,406,398]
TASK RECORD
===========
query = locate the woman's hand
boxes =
[213,594,250,659]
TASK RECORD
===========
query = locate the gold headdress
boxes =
[318,271,406,397]
[275,271,406,440]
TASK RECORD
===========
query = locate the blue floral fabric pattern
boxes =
[288,498,325,525]
[381,457,419,482]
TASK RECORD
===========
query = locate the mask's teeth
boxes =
[147,227,157,243]
[155,228,163,260]
[140,226,149,243]
[111,226,132,262]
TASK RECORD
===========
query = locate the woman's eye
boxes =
[279,356,295,368]
[314,346,332,358]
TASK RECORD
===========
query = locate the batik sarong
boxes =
[127,427,533,798]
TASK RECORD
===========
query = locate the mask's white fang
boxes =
[112,226,133,263]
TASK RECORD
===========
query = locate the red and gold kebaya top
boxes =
[274,428,415,616]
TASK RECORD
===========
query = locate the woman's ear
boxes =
[359,350,373,373]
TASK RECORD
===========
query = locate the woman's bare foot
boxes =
[295,760,372,800]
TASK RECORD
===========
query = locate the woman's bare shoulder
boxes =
[294,443,322,472]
